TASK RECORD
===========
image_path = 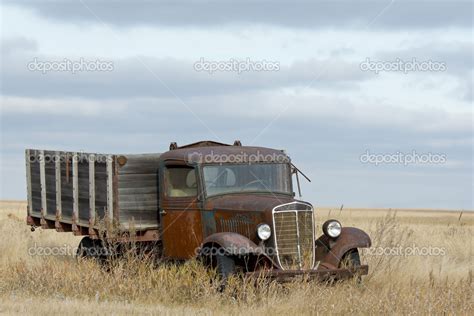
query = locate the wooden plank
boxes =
[119,157,160,165]
[113,156,119,223]
[118,186,158,195]
[120,153,161,162]
[118,200,158,208]
[57,177,95,188]
[119,208,159,214]
[89,154,95,225]
[118,156,159,168]
[55,151,62,219]
[72,153,79,224]
[118,180,158,189]
[25,149,33,215]
[118,168,160,175]
[31,169,54,176]
[106,155,114,221]
[117,173,158,182]
[118,194,158,203]
[39,150,47,216]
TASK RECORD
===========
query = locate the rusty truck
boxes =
[25,140,371,281]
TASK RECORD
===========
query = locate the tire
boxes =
[215,251,236,291]
[339,249,362,282]
[340,249,361,269]
[76,237,106,261]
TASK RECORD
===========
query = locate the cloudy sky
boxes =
[0,0,472,210]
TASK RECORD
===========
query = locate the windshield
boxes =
[202,163,292,197]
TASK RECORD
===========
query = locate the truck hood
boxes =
[204,193,297,213]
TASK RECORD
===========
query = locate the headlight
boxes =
[323,220,342,238]
[257,223,271,240]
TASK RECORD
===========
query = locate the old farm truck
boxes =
[25,141,371,281]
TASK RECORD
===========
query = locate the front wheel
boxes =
[339,249,361,269]
[215,252,237,291]
[339,249,362,282]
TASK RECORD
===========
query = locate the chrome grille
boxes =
[273,202,315,270]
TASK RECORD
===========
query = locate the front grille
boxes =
[273,202,315,270]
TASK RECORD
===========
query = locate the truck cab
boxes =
[157,141,371,279]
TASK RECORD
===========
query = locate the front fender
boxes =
[315,227,371,269]
[198,232,275,270]
[198,232,263,256]
[198,232,275,271]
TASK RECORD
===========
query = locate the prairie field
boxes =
[0,200,472,315]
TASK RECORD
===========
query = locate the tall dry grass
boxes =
[0,201,472,315]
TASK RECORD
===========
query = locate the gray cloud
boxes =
[0,37,38,55]
[376,41,473,75]
[0,41,370,99]
[375,42,473,102]
[6,0,473,29]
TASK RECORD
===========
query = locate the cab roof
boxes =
[160,140,290,164]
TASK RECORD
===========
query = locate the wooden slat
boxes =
[118,174,157,183]
[72,153,79,223]
[106,155,114,221]
[118,186,158,195]
[25,149,33,215]
[55,151,62,218]
[118,181,157,190]
[89,155,95,224]
[118,200,158,208]
[39,150,47,215]
[118,194,158,203]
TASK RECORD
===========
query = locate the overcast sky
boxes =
[0,0,472,210]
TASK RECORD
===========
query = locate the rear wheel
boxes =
[76,237,107,262]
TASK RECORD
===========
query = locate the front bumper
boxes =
[245,265,369,282]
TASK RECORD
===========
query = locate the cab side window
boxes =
[164,166,197,197]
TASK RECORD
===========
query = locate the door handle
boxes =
[160,209,167,216]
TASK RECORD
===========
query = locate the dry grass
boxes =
[0,200,472,315]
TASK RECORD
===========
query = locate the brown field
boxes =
[0,200,472,315]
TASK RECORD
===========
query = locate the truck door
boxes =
[159,163,203,259]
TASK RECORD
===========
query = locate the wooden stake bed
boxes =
[25,149,161,239]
